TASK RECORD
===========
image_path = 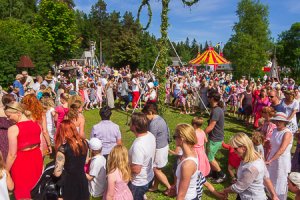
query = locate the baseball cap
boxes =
[89,138,102,150]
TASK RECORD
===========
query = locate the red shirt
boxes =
[222,142,242,169]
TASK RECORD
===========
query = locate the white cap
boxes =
[289,172,300,189]
[89,138,102,150]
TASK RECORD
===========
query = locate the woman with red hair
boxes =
[54,120,89,200]
[21,94,52,155]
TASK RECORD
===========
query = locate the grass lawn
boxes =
[83,107,295,200]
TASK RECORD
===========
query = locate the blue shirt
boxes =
[13,80,24,96]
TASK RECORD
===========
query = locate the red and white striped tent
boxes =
[189,47,229,70]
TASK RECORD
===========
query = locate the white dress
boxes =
[282,99,299,133]
[0,170,10,200]
[267,128,292,200]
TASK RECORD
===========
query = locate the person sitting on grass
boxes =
[86,138,107,199]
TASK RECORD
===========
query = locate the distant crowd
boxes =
[1,64,300,200]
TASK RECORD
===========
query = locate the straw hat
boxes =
[45,75,53,81]
[270,112,289,122]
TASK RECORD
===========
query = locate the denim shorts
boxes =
[128,179,153,200]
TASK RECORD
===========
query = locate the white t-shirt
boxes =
[0,170,9,200]
[129,132,156,186]
[132,78,139,92]
[25,76,34,88]
[88,154,107,197]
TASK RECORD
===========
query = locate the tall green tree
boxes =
[277,22,300,81]
[35,0,79,64]
[111,12,142,68]
[224,0,271,78]
[0,18,51,87]
[0,0,37,22]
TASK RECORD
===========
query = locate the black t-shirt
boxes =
[208,106,224,142]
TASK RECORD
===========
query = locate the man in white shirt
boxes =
[129,113,156,200]
[22,71,34,89]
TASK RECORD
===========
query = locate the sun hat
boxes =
[89,138,102,151]
[289,172,300,189]
[270,112,289,122]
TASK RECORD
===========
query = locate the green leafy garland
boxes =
[137,0,152,30]
[182,0,199,6]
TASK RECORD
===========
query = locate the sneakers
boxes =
[212,173,226,183]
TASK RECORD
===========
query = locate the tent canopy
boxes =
[189,47,229,65]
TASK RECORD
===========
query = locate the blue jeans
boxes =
[128,180,153,200]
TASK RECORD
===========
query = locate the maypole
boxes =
[137,0,200,113]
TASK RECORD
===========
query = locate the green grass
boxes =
[10,107,294,199]
[83,107,295,200]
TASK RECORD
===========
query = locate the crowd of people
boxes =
[0,64,300,200]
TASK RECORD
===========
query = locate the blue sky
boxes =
[74,0,300,45]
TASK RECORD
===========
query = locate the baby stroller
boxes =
[31,161,63,200]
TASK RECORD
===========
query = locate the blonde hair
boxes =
[230,132,260,162]
[191,117,204,128]
[252,131,264,146]
[40,97,55,110]
[0,151,4,179]
[107,145,131,182]
[4,102,24,113]
[175,123,197,146]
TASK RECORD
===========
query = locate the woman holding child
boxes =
[222,132,278,200]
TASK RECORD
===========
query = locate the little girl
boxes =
[89,83,97,109]
[228,86,238,117]
[83,84,91,110]
[105,145,133,200]
[222,141,242,183]
[41,97,56,145]
[252,131,265,159]
[96,81,104,109]
[0,151,14,200]
[186,90,195,114]
[191,117,210,176]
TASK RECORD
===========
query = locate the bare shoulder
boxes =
[8,125,19,134]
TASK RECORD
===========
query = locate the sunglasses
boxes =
[173,135,180,140]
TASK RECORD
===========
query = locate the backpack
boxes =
[31,161,63,200]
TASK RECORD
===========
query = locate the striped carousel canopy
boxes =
[189,47,229,65]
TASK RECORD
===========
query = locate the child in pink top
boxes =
[192,117,210,176]
[104,145,133,200]
[54,93,69,130]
